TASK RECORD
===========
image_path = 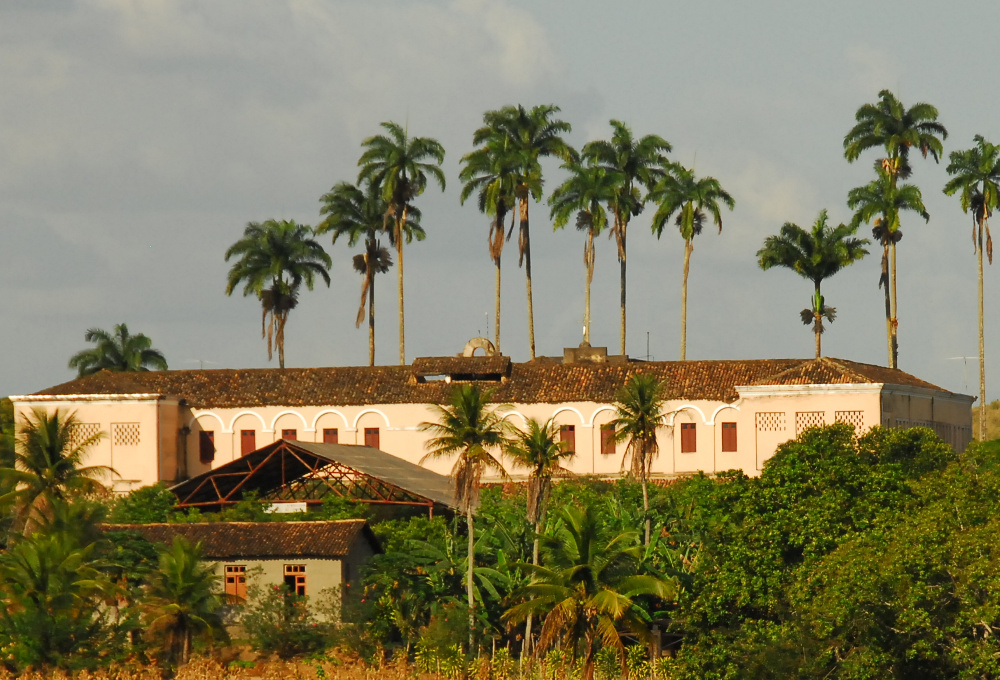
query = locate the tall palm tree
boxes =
[318,181,411,366]
[459,132,519,353]
[358,121,446,366]
[757,210,870,358]
[67,323,168,377]
[142,536,227,666]
[944,135,1000,441]
[844,90,947,368]
[847,166,929,368]
[504,505,673,680]
[419,384,512,650]
[478,105,574,359]
[0,408,111,534]
[608,374,668,545]
[648,164,735,360]
[549,160,616,345]
[582,121,672,356]
[505,417,575,657]
[224,219,332,369]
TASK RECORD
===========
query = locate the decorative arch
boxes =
[587,405,617,427]
[502,410,530,428]
[550,406,585,425]
[310,409,351,432]
[667,404,708,426]
[190,411,226,432]
[228,410,268,433]
[269,410,309,432]
[352,408,391,429]
[709,403,740,425]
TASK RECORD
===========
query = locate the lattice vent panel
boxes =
[755,412,786,432]
[70,423,101,448]
[795,411,826,435]
[112,422,140,446]
[835,411,865,432]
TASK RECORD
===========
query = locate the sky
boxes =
[3,0,999,402]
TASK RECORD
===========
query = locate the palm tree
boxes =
[648,164,735,360]
[608,374,668,545]
[419,384,512,650]
[224,219,332,369]
[459,131,519,353]
[318,181,409,366]
[0,408,111,534]
[844,90,947,368]
[944,135,1000,441]
[549,160,616,345]
[68,323,168,377]
[504,505,673,680]
[142,536,228,666]
[582,121,672,355]
[358,121,446,365]
[505,417,575,657]
[757,210,870,358]
[847,166,929,368]
[478,105,574,359]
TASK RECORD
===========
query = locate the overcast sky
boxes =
[3,0,998,402]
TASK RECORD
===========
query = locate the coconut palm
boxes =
[0,408,111,535]
[142,536,227,666]
[318,181,410,366]
[419,384,512,650]
[549,160,616,345]
[459,131,520,352]
[358,121,445,365]
[582,121,672,355]
[944,135,1000,441]
[505,417,575,657]
[844,90,947,368]
[224,219,332,369]
[478,105,574,359]
[648,164,735,360]
[847,166,929,368]
[503,505,674,680]
[757,210,870,358]
[608,374,668,545]
[67,323,168,377]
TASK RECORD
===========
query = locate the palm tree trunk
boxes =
[467,507,476,652]
[814,282,822,359]
[277,312,287,369]
[584,229,595,345]
[523,517,542,661]
[397,209,407,366]
[617,216,627,356]
[680,239,693,361]
[890,240,898,369]
[882,245,892,368]
[979,219,987,441]
[494,256,502,353]
[520,199,536,360]
[368,267,376,367]
[642,477,650,546]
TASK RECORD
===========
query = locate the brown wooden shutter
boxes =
[681,423,696,453]
[364,427,380,449]
[240,430,256,456]
[560,425,576,453]
[721,422,737,452]
[281,429,297,441]
[323,428,339,444]
[199,431,215,463]
[600,424,616,455]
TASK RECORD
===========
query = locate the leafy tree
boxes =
[843,90,947,369]
[549,160,616,345]
[0,397,14,469]
[357,121,445,365]
[944,135,1000,441]
[582,121,672,356]
[107,483,178,523]
[0,408,110,534]
[420,384,512,650]
[224,219,332,369]
[648,164,735,360]
[757,210,869,358]
[318,180,404,366]
[241,582,327,659]
[608,374,668,545]
[504,504,673,680]
[141,536,228,666]
[67,323,168,377]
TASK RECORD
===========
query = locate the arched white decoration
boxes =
[269,410,310,432]
[550,406,586,425]
[587,405,617,427]
[666,404,708,426]
[190,411,226,432]
[502,411,530,427]
[228,410,269,433]
[352,408,391,429]
[709,403,740,425]
[310,409,351,432]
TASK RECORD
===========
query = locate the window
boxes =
[560,425,576,453]
[281,429,297,441]
[364,427,380,448]
[600,424,616,455]
[284,564,306,596]
[680,423,696,453]
[240,430,256,456]
[225,565,247,601]
[199,431,215,464]
[721,422,737,452]
[323,428,339,444]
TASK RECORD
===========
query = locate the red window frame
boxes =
[364,428,380,449]
[240,430,256,456]
[680,423,696,453]
[323,428,339,444]
[281,429,297,441]
[721,422,737,452]
[199,431,215,463]
[560,425,576,453]
[600,424,616,455]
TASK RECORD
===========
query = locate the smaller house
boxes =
[103,520,380,616]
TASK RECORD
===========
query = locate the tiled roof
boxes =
[411,355,511,377]
[29,357,952,408]
[100,520,376,560]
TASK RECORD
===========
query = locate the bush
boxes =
[241,584,328,659]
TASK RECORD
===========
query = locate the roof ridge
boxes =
[819,357,871,383]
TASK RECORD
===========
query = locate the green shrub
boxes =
[241,584,327,658]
